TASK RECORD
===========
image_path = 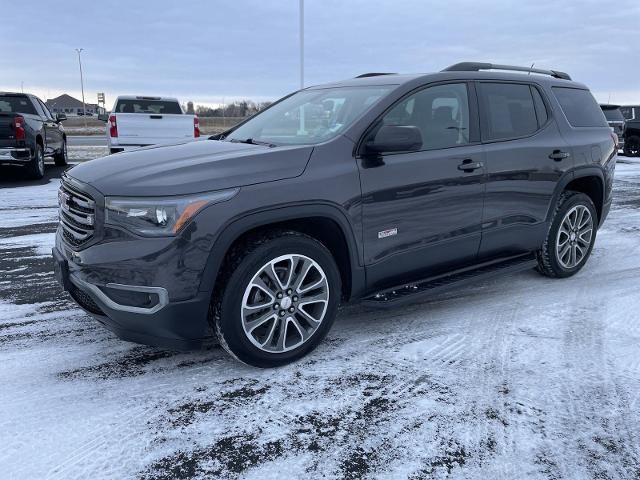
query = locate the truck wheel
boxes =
[623,135,640,157]
[26,144,45,179]
[53,138,68,166]
[212,230,341,367]
[536,191,597,278]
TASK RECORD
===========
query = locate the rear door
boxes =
[358,82,486,290]
[114,99,194,145]
[477,81,572,259]
[36,98,63,153]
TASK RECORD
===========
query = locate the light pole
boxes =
[299,0,304,90]
[297,0,306,134]
[75,48,87,126]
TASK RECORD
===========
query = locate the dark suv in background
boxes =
[53,62,616,367]
[600,104,626,151]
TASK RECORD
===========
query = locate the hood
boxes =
[68,140,314,196]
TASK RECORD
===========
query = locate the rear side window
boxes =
[531,87,548,127]
[0,95,37,115]
[552,87,608,127]
[478,83,539,141]
[114,99,183,115]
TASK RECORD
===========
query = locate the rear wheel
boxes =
[623,135,640,157]
[536,191,597,278]
[26,144,45,179]
[53,138,68,166]
[212,230,341,367]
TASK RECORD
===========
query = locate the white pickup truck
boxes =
[101,96,200,154]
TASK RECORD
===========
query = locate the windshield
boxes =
[602,107,624,122]
[225,86,393,146]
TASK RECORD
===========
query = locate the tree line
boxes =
[182,100,273,118]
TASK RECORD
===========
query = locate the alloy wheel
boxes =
[555,205,593,269]
[241,254,329,353]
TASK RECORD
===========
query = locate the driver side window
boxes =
[381,83,470,150]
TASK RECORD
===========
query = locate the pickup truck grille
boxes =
[59,180,95,248]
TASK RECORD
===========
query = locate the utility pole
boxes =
[75,48,87,127]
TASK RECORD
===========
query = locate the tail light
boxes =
[14,116,25,141]
[194,116,200,138]
[109,115,118,138]
[610,127,618,150]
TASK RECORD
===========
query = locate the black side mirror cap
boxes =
[365,125,423,154]
[56,113,67,122]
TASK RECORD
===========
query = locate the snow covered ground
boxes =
[1,158,639,479]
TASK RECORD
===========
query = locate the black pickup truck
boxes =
[0,92,68,179]
[624,119,640,156]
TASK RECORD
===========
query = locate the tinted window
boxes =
[601,107,624,122]
[379,83,470,150]
[479,83,538,140]
[38,99,55,120]
[552,87,608,127]
[531,87,548,127]
[0,95,37,115]
[114,99,183,114]
[620,107,633,120]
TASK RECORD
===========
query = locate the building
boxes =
[45,94,99,116]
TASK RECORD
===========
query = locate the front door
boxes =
[358,82,486,291]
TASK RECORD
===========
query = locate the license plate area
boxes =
[52,248,71,291]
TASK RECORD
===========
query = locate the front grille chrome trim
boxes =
[59,179,95,248]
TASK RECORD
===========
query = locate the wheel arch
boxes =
[547,168,605,223]
[199,203,366,303]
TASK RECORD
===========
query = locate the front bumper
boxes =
[53,234,213,350]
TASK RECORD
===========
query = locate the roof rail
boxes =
[355,72,396,78]
[442,62,571,80]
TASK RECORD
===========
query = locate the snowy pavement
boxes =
[1,158,640,479]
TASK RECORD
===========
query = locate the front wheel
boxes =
[53,138,68,166]
[536,191,597,278]
[212,230,341,367]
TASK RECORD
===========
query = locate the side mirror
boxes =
[365,125,422,154]
[98,112,109,122]
[56,113,67,122]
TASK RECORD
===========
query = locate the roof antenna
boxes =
[528,63,535,75]
[608,93,611,104]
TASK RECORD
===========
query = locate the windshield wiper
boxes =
[230,138,277,147]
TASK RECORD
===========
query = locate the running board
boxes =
[363,254,537,308]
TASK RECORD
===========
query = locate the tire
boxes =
[53,138,68,166]
[536,191,598,278]
[623,135,640,157]
[212,230,342,367]
[26,144,45,180]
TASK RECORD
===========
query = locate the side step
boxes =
[363,253,537,308]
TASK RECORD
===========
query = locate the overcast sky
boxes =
[1,0,639,107]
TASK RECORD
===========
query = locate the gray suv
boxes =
[53,62,617,367]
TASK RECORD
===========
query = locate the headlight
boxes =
[105,188,239,236]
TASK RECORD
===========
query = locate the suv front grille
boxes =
[59,180,95,248]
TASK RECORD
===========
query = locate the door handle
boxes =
[457,159,483,172]
[549,150,570,161]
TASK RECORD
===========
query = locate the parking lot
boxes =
[1,154,639,479]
